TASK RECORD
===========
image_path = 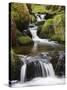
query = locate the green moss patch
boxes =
[32,4,47,13]
[18,36,33,45]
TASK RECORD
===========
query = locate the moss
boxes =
[11,3,32,31]
[43,19,53,28]
[18,36,33,45]
[11,49,22,80]
[52,13,65,42]
[31,15,36,22]
[45,5,65,14]
[50,35,64,43]
[32,4,47,13]
[16,29,22,37]
[37,19,54,38]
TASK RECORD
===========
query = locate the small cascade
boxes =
[36,14,46,22]
[29,27,39,41]
[29,14,58,46]
[20,55,55,83]
[29,24,58,46]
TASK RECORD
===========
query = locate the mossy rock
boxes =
[11,3,32,31]
[10,49,22,81]
[37,25,43,37]
[52,13,65,42]
[37,19,55,38]
[23,30,32,38]
[18,36,33,45]
[37,21,45,26]
[32,4,47,13]
[16,29,22,37]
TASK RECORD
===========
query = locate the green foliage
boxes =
[32,4,47,13]
[31,4,65,15]
[18,36,32,45]
[45,5,65,14]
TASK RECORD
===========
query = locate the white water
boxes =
[36,14,46,22]
[29,27,58,46]
[12,77,65,87]
[21,64,26,83]
[43,63,55,77]
[39,61,46,77]
[12,60,65,87]
[20,60,55,83]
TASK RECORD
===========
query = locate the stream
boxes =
[11,14,65,87]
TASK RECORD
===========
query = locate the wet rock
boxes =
[50,51,65,77]
[25,62,35,81]
[39,52,52,63]
[55,51,65,77]
[45,13,54,20]
[23,29,32,38]
[25,60,43,81]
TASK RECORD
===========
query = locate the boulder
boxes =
[50,51,65,77]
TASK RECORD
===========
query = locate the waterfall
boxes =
[43,63,55,77]
[21,64,26,83]
[36,14,46,22]
[39,61,55,77]
[29,27,39,41]
[20,58,55,83]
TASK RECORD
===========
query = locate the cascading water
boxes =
[20,14,60,83]
[43,63,55,77]
[29,25,57,45]
[29,14,58,54]
[29,14,58,46]
[11,13,65,87]
[20,56,55,83]
[35,14,46,22]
